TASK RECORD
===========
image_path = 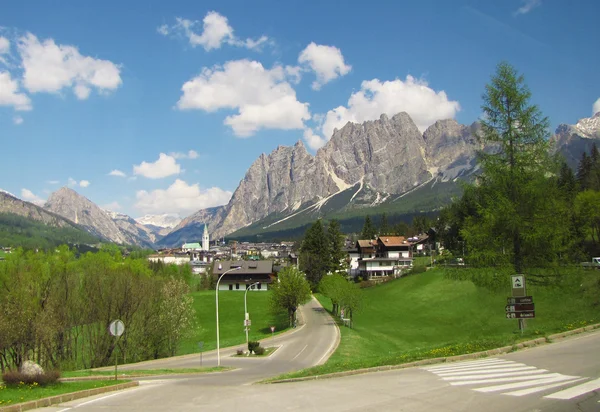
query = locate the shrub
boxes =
[2,370,61,386]
[247,341,260,354]
[254,346,266,355]
[410,266,427,275]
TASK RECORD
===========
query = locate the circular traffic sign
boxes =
[109,319,125,337]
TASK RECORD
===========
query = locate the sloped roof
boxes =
[357,240,375,248]
[182,242,201,249]
[213,260,274,276]
[377,236,408,247]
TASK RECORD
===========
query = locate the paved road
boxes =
[38,319,600,411]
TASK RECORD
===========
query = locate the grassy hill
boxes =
[177,290,288,355]
[277,267,599,378]
[0,212,101,251]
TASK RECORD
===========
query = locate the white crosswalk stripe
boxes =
[422,358,599,401]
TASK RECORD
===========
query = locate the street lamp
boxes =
[216,263,241,366]
[244,282,260,346]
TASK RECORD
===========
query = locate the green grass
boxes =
[0,380,124,406]
[178,290,288,355]
[272,268,599,379]
[62,367,228,378]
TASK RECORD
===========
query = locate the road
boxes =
[36,314,600,411]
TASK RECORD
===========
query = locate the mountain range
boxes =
[2,111,599,249]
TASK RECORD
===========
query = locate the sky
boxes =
[1,0,599,219]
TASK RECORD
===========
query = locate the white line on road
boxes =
[473,374,580,392]
[427,361,521,373]
[424,358,507,371]
[56,391,131,412]
[443,369,548,380]
[291,345,308,361]
[544,377,600,400]
[506,378,587,396]
[437,366,538,376]
[453,373,566,386]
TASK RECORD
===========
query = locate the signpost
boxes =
[108,320,125,381]
[506,276,534,333]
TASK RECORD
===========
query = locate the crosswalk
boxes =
[422,358,600,401]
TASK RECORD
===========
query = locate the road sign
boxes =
[109,320,125,337]
[507,296,534,304]
[505,303,535,312]
[198,341,204,350]
[270,326,275,333]
[244,319,251,326]
[506,311,535,319]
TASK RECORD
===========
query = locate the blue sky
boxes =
[1,0,599,218]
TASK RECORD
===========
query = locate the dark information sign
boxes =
[506,311,535,319]
[507,296,534,305]
[505,303,535,312]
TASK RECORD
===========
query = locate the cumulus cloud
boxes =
[593,98,600,115]
[13,116,23,125]
[0,71,32,111]
[160,11,269,51]
[0,36,9,55]
[171,150,199,159]
[21,188,45,206]
[108,169,127,177]
[79,180,90,188]
[308,75,460,149]
[18,33,122,99]
[66,177,89,188]
[134,179,232,215]
[177,59,310,136]
[514,0,542,15]
[133,153,181,179]
[298,42,351,90]
[102,201,122,211]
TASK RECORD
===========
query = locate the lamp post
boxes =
[216,264,241,367]
[244,282,260,346]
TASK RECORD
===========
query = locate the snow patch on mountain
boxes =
[135,214,181,229]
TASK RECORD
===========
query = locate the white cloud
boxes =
[161,11,270,51]
[314,75,460,147]
[18,33,122,99]
[108,169,127,177]
[67,177,77,187]
[0,37,10,54]
[67,177,89,188]
[303,128,328,151]
[593,98,600,115]
[133,153,181,179]
[298,42,351,90]
[177,59,310,136]
[171,149,199,159]
[47,180,59,184]
[79,180,90,188]
[13,116,23,125]
[515,0,542,15]
[21,188,45,206]
[134,179,232,215]
[103,201,121,211]
[0,71,32,111]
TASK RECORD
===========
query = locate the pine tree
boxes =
[360,215,376,240]
[299,220,329,288]
[577,152,592,191]
[378,213,389,236]
[326,219,346,274]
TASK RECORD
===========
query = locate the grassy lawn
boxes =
[273,268,599,379]
[178,290,288,355]
[62,367,227,378]
[0,380,124,406]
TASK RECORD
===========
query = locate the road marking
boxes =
[544,377,600,400]
[423,358,599,401]
[56,391,131,411]
[291,345,308,361]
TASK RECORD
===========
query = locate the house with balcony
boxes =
[212,260,275,291]
[354,236,415,280]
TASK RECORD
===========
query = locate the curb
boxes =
[0,381,138,412]
[267,323,600,384]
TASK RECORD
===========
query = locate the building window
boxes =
[228,284,233,290]
[236,283,239,290]
[257,283,261,290]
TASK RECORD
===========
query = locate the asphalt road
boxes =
[36,312,600,411]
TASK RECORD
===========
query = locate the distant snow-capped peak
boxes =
[0,189,17,198]
[135,214,181,228]
[574,112,600,138]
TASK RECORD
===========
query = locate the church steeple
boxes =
[202,224,209,251]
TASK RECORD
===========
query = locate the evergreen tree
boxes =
[299,220,329,288]
[326,219,346,274]
[392,221,409,236]
[461,62,568,271]
[589,143,600,191]
[378,213,389,236]
[577,152,592,191]
[360,215,376,240]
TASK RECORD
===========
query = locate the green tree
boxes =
[299,220,329,288]
[378,213,390,236]
[412,215,431,234]
[461,62,568,271]
[326,219,346,274]
[575,190,600,247]
[360,215,376,239]
[577,152,593,191]
[270,266,311,327]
